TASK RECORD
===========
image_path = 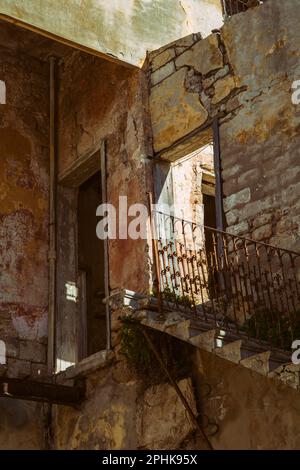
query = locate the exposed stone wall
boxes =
[149,0,300,251]
[0,47,49,448]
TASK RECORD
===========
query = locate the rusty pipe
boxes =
[47,57,57,373]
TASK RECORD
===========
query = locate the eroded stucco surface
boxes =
[193,348,300,449]
[149,0,300,250]
[0,47,49,449]
[0,0,223,67]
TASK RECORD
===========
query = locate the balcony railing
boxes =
[154,211,300,352]
[222,0,266,17]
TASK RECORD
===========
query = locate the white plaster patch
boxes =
[0,340,6,364]
[0,80,6,104]
[12,311,47,341]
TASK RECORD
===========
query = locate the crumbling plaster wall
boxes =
[53,364,197,450]
[58,52,153,295]
[0,47,49,448]
[0,0,223,67]
[149,0,300,250]
[0,48,48,377]
[193,348,300,449]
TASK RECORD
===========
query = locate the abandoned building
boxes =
[0,0,300,450]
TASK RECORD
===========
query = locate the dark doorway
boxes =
[77,172,106,359]
[203,193,217,257]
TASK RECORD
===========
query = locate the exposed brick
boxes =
[252,224,272,241]
[253,212,273,228]
[224,188,251,212]
[227,221,248,236]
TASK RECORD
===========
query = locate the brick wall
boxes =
[148,0,300,252]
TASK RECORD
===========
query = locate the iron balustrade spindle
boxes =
[155,211,300,353]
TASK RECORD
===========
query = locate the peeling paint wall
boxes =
[0,0,223,67]
[53,362,197,450]
[0,47,48,378]
[58,51,153,293]
[149,0,300,250]
[0,47,49,448]
[56,52,154,368]
[193,348,300,449]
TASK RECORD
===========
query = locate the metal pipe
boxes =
[47,57,57,373]
[212,118,223,232]
[100,140,111,350]
[147,192,163,312]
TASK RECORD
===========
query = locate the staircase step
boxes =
[215,340,242,364]
[188,329,217,352]
[240,351,271,376]
[268,363,300,390]
[165,319,191,341]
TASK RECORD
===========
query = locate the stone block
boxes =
[252,224,272,241]
[151,60,175,86]
[253,212,273,229]
[175,35,223,75]
[224,187,251,212]
[240,351,271,376]
[150,67,208,152]
[212,76,237,104]
[151,48,176,72]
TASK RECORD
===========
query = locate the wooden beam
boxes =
[0,377,85,406]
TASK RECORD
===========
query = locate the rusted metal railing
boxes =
[222,0,265,17]
[155,211,300,352]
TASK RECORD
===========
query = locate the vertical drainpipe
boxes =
[48,57,57,374]
[213,118,224,232]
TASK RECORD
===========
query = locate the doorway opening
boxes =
[77,171,106,360]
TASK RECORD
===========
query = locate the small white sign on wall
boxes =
[0,340,6,364]
[0,80,6,104]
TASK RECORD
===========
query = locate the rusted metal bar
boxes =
[0,378,85,407]
[141,327,214,451]
[147,192,163,312]
[100,140,111,351]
